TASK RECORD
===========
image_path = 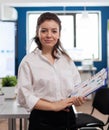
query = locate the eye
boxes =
[52,30,57,33]
[52,29,59,34]
[41,29,47,33]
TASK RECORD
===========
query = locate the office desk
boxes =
[77,66,97,75]
[0,99,29,130]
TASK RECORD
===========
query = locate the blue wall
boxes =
[15,6,109,74]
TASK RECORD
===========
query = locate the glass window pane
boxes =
[0,21,16,77]
[76,13,100,60]
[58,15,74,50]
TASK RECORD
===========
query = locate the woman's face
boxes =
[37,20,60,50]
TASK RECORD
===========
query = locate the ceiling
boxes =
[0,0,109,7]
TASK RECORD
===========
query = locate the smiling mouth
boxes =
[45,40,52,43]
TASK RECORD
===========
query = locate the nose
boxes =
[46,31,52,37]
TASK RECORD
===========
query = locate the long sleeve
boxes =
[17,61,39,111]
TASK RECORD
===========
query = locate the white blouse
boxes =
[17,48,81,111]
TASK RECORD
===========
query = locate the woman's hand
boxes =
[35,96,86,112]
[72,96,86,106]
[52,96,86,112]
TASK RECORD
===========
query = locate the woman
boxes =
[17,12,86,130]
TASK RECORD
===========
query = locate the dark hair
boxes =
[33,12,71,60]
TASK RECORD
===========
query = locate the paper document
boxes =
[71,68,108,97]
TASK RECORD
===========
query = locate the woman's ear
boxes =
[36,28,39,37]
[59,32,61,37]
[36,31,38,37]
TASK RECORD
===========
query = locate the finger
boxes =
[73,97,82,106]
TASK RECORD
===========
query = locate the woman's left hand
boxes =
[72,96,87,106]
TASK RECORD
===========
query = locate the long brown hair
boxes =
[33,12,71,60]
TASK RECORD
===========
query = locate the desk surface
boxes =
[77,66,97,72]
[0,99,29,119]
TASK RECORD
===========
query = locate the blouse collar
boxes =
[33,47,62,59]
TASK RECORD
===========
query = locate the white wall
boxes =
[0,0,109,7]
[0,5,17,20]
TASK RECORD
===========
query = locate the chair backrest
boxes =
[92,87,109,114]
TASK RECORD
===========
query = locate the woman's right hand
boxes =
[52,96,86,112]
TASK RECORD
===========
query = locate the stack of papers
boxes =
[71,68,108,97]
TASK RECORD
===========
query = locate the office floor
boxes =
[0,99,108,130]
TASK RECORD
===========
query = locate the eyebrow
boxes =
[41,28,58,30]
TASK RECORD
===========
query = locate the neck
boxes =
[42,47,52,55]
[42,48,55,64]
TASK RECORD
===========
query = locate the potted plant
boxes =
[1,76,17,99]
[1,76,17,87]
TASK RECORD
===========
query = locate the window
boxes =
[75,13,101,61]
[0,21,16,77]
[26,11,101,61]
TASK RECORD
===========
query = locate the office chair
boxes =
[76,87,109,130]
